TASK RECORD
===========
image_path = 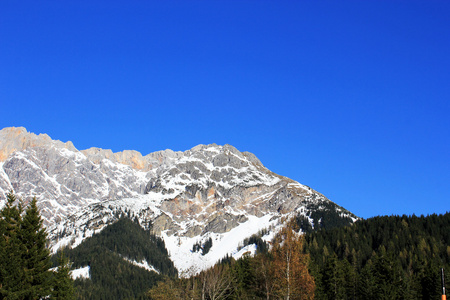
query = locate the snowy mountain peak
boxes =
[0,127,357,275]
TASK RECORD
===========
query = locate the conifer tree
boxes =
[232,255,257,298]
[52,251,75,300]
[0,191,26,298]
[358,260,377,300]
[321,254,346,299]
[371,248,401,299]
[1,193,55,299]
[253,252,274,300]
[19,197,52,299]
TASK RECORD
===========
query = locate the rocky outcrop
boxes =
[81,147,184,172]
[0,127,76,162]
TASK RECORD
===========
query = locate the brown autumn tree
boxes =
[271,220,315,300]
[146,276,182,300]
[201,263,235,300]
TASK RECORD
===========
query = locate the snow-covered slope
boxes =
[0,126,357,276]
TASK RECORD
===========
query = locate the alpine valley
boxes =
[0,127,357,277]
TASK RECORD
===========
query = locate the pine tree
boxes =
[371,248,401,299]
[0,191,26,299]
[358,259,377,300]
[321,254,346,299]
[52,251,75,300]
[19,197,52,299]
[232,255,257,298]
[253,253,274,300]
[0,204,4,293]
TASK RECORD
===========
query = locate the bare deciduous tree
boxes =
[272,220,315,300]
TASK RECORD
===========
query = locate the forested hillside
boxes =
[53,218,177,300]
[304,213,450,299]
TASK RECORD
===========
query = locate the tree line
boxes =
[303,213,450,299]
[0,192,75,299]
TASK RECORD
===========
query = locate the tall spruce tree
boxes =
[19,197,52,299]
[0,192,55,300]
[0,191,26,299]
[52,252,75,300]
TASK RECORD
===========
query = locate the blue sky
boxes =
[1,1,449,219]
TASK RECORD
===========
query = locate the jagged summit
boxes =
[0,126,357,275]
[0,127,180,171]
[0,128,281,226]
[0,127,77,161]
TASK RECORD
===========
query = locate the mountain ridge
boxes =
[0,126,357,275]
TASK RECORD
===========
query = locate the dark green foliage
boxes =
[192,241,202,253]
[202,237,213,255]
[231,255,262,299]
[1,192,72,299]
[295,215,314,233]
[20,197,53,299]
[53,217,177,299]
[52,252,75,300]
[305,212,450,299]
[237,228,270,255]
[305,201,356,230]
[192,237,213,255]
[0,192,26,299]
[218,254,233,266]
[147,222,316,300]
[320,254,348,299]
[239,233,269,254]
[74,249,161,300]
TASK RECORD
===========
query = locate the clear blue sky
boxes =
[1,1,449,219]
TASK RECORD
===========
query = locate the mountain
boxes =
[0,126,357,275]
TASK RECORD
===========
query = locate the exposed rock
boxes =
[0,126,357,275]
[0,127,76,162]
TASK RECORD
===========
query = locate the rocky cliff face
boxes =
[0,127,76,162]
[0,127,357,275]
[0,127,149,224]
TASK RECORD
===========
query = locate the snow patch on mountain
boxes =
[71,266,90,280]
[123,258,160,274]
[162,214,281,277]
[233,244,258,260]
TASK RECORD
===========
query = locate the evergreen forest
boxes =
[304,213,450,299]
[53,217,177,300]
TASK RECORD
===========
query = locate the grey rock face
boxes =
[1,143,148,224]
[0,127,357,261]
